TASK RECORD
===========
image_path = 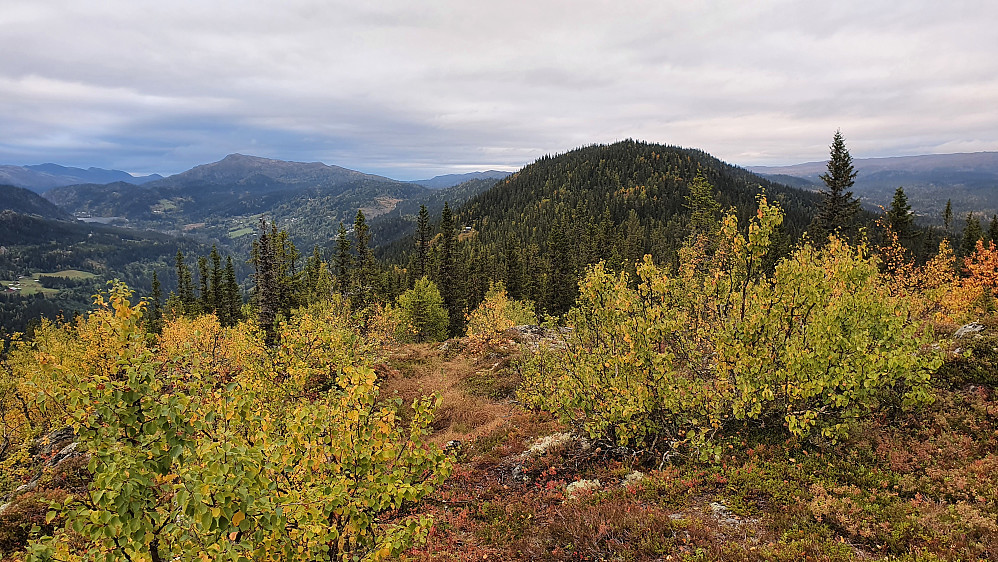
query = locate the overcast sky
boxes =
[1,0,996,179]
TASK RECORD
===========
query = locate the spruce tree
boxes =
[961,213,984,257]
[197,255,210,313]
[437,202,462,335]
[175,250,195,314]
[989,215,998,243]
[209,245,223,316]
[252,219,278,344]
[546,221,575,315]
[416,204,430,279]
[334,222,352,295]
[147,271,164,334]
[887,187,914,239]
[270,225,301,314]
[944,199,953,235]
[353,210,374,306]
[815,130,861,239]
[223,256,241,326]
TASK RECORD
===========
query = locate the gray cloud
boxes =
[1,0,996,178]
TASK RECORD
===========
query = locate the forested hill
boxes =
[0,185,74,221]
[437,140,822,313]
[462,140,819,241]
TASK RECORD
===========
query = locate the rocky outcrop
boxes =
[1,427,89,553]
[0,426,88,520]
[955,322,986,338]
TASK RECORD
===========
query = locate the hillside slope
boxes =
[463,139,820,244]
[0,185,74,220]
[378,140,825,318]
[450,141,820,308]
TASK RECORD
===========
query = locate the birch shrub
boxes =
[14,285,451,562]
[519,197,941,460]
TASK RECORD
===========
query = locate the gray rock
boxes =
[710,501,758,526]
[621,470,645,487]
[1,426,85,508]
[955,323,986,338]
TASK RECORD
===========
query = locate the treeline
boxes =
[154,246,243,331]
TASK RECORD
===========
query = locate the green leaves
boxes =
[20,292,450,561]
[519,193,940,458]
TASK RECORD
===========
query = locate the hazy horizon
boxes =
[3,1,996,179]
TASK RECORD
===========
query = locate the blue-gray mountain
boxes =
[0,164,162,193]
[408,170,511,189]
[748,152,998,221]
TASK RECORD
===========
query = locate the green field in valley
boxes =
[1,270,97,296]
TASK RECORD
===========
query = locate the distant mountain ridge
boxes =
[408,170,511,189]
[748,151,998,219]
[145,153,401,191]
[43,154,448,252]
[0,164,161,193]
[749,152,998,177]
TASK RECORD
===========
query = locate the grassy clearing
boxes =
[377,342,547,448]
[1,270,96,296]
[44,270,96,280]
[151,198,180,213]
[226,214,264,238]
[0,276,57,296]
[228,226,255,239]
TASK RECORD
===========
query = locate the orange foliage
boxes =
[878,226,957,322]
[943,239,998,318]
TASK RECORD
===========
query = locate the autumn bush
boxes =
[519,196,941,459]
[465,281,536,349]
[7,284,451,562]
[944,239,998,319]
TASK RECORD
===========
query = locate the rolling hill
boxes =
[458,139,822,259]
[0,185,75,221]
[385,140,826,315]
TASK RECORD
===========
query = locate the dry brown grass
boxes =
[377,341,524,447]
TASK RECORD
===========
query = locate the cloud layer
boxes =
[2,0,996,178]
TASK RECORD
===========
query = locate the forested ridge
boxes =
[1,137,997,560]
[389,140,831,323]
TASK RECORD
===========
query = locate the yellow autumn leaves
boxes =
[520,195,943,460]
[7,284,451,562]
